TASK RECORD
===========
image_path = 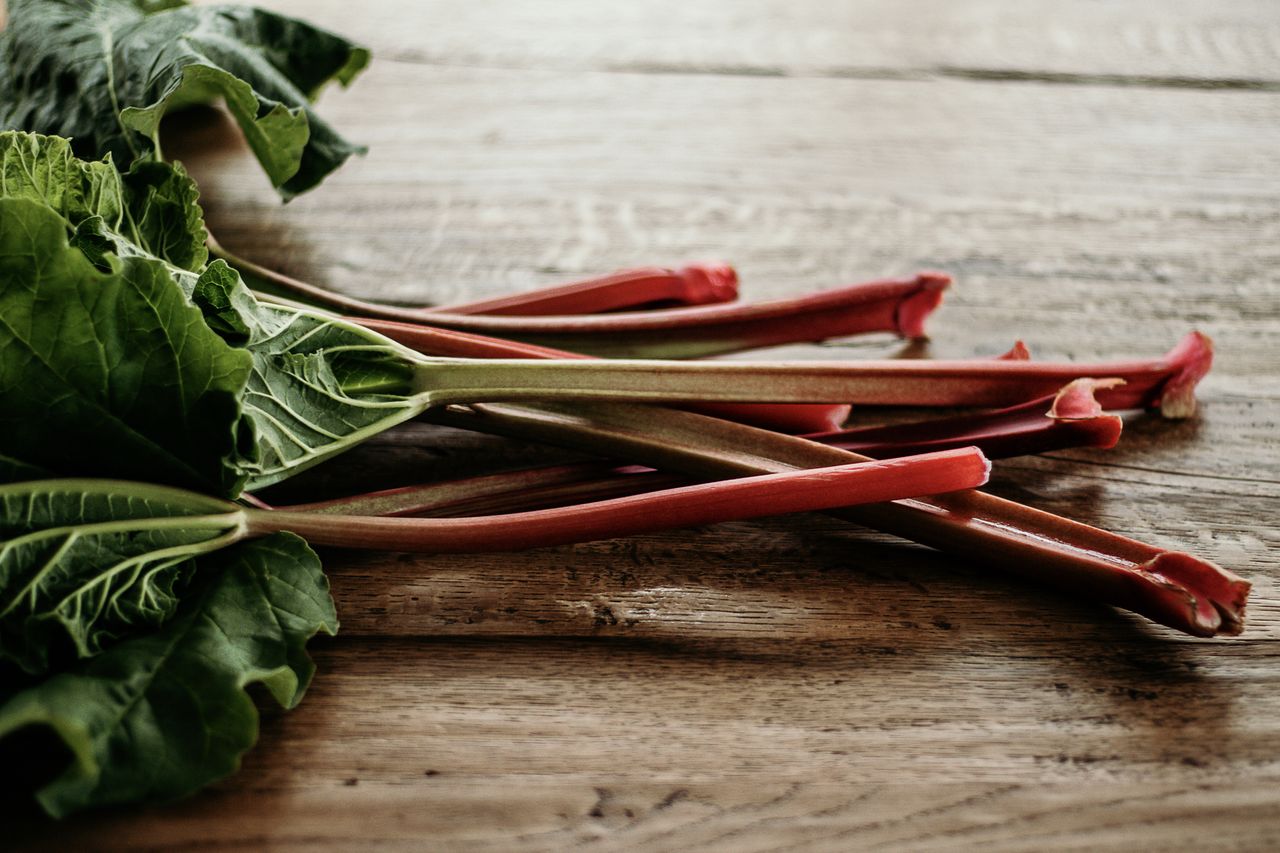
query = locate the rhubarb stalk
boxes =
[277,378,1122,518]
[215,236,947,358]
[267,463,663,518]
[235,306,1203,491]
[355,314,850,433]
[815,377,1124,457]
[255,448,990,551]
[440,264,739,315]
[411,332,1210,418]
[430,399,1247,637]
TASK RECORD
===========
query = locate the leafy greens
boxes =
[0,479,244,674]
[0,0,369,198]
[0,131,426,495]
[0,0,366,819]
[0,532,337,817]
[0,186,254,496]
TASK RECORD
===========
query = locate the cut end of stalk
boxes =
[978,448,994,483]
[893,271,951,339]
[1142,551,1250,637]
[679,263,740,304]
[1045,379,1124,449]
[997,341,1032,361]
[1157,332,1214,419]
[1048,378,1122,419]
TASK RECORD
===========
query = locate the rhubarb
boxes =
[431,400,1246,637]
[0,0,1255,823]
[352,315,850,433]
[265,462,666,517]
[0,448,992,664]
[814,377,1124,458]
[405,332,1208,419]
[440,263,740,315]
[258,449,990,550]
[218,236,948,358]
[279,378,1122,519]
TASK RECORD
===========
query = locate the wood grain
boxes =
[266,0,1280,85]
[10,0,1280,849]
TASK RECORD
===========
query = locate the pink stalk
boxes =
[356,316,849,433]
[269,378,1121,518]
[268,463,645,517]
[813,378,1124,457]
[440,264,739,315]
[429,401,1247,637]
[253,449,992,552]
[416,332,1212,419]
[433,271,950,358]
[213,237,947,358]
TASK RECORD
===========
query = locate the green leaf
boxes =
[237,306,423,490]
[192,259,256,344]
[119,158,211,271]
[0,131,208,272]
[0,196,254,495]
[179,255,427,489]
[0,0,369,198]
[0,129,125,226]
[0,133,431,493]
[0,533,337,817]
[0,479,245,674]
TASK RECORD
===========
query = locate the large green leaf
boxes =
[0,134,431,494]
[160,256,426,489]
[233,302,424,490]
[0,480,245,674]
[0,532,337,817]
[0,196,254,494]
[0,0,368,198]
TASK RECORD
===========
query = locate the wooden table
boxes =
[15,1,1280,849]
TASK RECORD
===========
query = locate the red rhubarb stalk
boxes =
[424,272,949,358]
[267,463,647,517]
[441,264,739,315]
[414,332,1211,418]
[813,377,1124,457]
[354,315,849,433]
[429,400,1246,637]
[215,237,947,358]
[254,449,991,552]
[277,378,1121,518]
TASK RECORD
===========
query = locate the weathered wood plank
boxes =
[174,63,1280,321]
[16,779,1280,852]
[12,637,1280,849]
[231,0,1280,86]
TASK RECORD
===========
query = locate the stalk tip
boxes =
[895,271,951,338]
[1048,377,1123,419]
[997,341,1032,361]
[679,263,740,303]
[1157,332,1213,419]
[1144,550,1249,636]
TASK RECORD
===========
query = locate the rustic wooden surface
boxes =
[12,0,1280,849]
